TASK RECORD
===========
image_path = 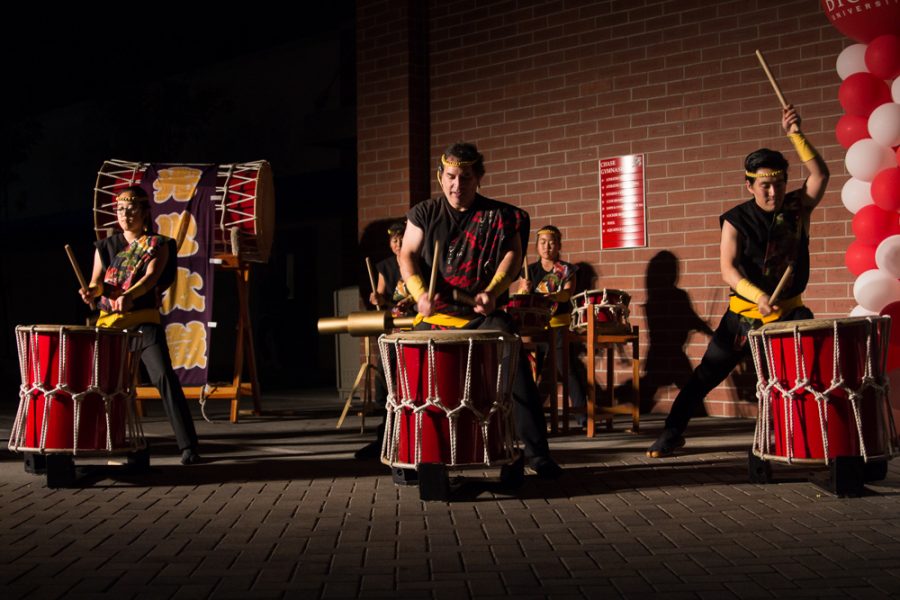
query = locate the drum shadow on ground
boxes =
[68,453,900,500]
[81,456,393,488]
[144,436,384,461]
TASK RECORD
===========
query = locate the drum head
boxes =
[382,329,513,344]
[16,324,134,337]
[749,316,888,337]
[252,161,275,263]
[573,288,630,302]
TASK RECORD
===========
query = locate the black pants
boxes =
[664,306,813,434]
[534,327,586,409]
[134,324,199,451]
[415,312,551,461]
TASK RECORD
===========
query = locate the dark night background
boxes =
[0,5,361,403]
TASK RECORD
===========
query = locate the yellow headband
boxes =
[537,228,560,238]
[745,170,784,179]
[441,154,477,168]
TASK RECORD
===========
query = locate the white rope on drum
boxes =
[749,333,770,457]
[9,328,31,450]
[377,336,395,462]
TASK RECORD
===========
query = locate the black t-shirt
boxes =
[720,189,809,300]
[376,256,403,303]
[407,194,529,316]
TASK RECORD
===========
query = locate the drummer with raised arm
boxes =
[78,186,201,465]
[647,104,829,458]
[398,142,562,480]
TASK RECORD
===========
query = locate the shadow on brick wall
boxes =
[620,250,715,414]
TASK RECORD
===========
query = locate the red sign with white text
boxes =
[599,154,647,250]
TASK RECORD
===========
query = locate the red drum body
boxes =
[505,293,553,333]
[570,288,631,333]
[9,326,145,454]
[93,159,274,262]
[749,317,896,464]
[379,331,519,469]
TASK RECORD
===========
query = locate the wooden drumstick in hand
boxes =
[428,240,440,302]
[769,264,794,306]
[452,289,477,307]
[755,50,788,110]
[365,257,383,310]
[65,244,95,310]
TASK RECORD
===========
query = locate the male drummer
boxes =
[647,104,829,458]
[516,225,587,425]
[399,142,562,480]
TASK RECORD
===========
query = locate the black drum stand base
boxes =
[748,450,890,497]
[394,455,526,502]
[22,447,152,489]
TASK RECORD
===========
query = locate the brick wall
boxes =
[357,0,853,418]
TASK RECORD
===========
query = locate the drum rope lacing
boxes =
[9,327,145,454]
[9,327,32,451]
[569,289,631,333]
[751,318,892,465]
[379,334,519,469]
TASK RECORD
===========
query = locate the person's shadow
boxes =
[630,251,715,413]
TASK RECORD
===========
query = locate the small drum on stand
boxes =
[504,293,553,334]
[9,325,148,487]
[378,330,523,500]
[569,289,632,334]
[748,317,896,495]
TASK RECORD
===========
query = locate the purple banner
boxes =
[142,165,216,386]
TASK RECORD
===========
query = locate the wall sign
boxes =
[598,154,647,250]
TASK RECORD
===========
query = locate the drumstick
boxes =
[755,50,789,109]
[65,244,96,310]
[768,264,794,306]
[452,289,477,307]
[174,210,191,255]
[365,257,383,310]
[428,240,440,302]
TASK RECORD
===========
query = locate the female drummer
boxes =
[516,225,587,425]
[78,186,201,465]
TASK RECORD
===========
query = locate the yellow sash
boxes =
[549,313,571,328]
[412,312,473,329]
[728,294,803,324]
[96,309,160,330]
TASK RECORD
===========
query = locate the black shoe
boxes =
[354,440,382,460]
[529,457,564,480]
[646,428,685,458]
[180,448,201,465]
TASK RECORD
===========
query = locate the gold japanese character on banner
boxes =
[153,167,202,203]
[155,212,199,257]
[161,267,205,315]
[165,321,208,370]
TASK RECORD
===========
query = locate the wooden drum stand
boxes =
[135,254,262,423]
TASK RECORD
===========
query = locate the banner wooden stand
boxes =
[135,254,262,423]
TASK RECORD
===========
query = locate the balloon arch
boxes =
[822,0,900,410]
